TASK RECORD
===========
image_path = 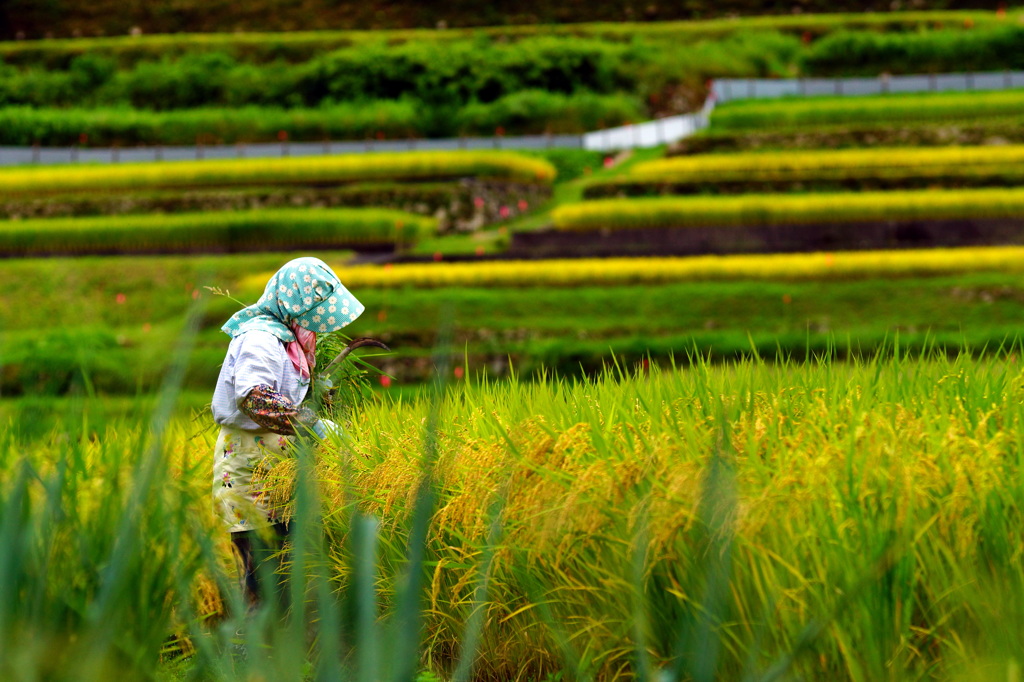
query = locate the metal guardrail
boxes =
[712,70,1024,102]
[0,113,713,165]
[1,70,1022,165]
[0,133,585,166]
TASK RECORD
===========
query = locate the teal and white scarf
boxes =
[221,257,365,343]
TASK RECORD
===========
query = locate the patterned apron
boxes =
[212,426,294,533]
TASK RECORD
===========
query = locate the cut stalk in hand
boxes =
[321,337,391,376]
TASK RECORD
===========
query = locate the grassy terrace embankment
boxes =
[7,249,1024,394]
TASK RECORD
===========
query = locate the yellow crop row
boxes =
[239,246,1024,291]
[0,150,556,196]
[629,144,1024,181]
[553,188,1024,231]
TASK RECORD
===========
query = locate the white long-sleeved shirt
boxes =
[211,330,309,431]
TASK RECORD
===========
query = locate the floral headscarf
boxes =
[221,257,364,342]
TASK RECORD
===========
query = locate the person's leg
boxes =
[263,522,291,612]
[230,523,291,609]
[230,530,261,608]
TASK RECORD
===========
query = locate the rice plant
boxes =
[585,145,1024,195]
[553,189,1024,232]
[0,208,433,257]
[0,151,555,196]
[711,89,1024,132]
[7,347,1024,680]
[313,348,1024,680]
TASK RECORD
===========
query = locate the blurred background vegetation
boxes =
[7,3,1024,681]
[0,14,1023,143]
[0,0,1011,38]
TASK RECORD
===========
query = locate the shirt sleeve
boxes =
[231,331,289,408]
[239,384,319,436]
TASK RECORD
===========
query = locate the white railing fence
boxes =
[582,96,715,152]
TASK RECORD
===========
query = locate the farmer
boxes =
[211,256,363,607]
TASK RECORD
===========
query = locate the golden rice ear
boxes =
[251,455,299,525]
[322,387,337,412]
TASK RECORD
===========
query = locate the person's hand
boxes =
[312,418,342,441]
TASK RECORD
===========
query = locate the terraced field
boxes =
[0,151,555,255]
[7,353,1024,680]
[7,12,1024,682]
[538,89,1024,258]
[585,145,1024,194]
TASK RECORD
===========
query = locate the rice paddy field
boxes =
[8,8,1024,681]
[6,352,1024,681]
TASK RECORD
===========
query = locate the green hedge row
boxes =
[0,32,798,115]
[0,38,640,110]
[1,23,1018,143]
[4,24,1024,117]
[710,89,1024,132]
[670,117,1024,154]
[0,13,1009,67]
[0,103,415,145]
[0,151,556,195]
[4,26,1024,110]
[453,90,645,136]
[584,145,1024,196]
[805,25,1024,75]
[0,92,644,145]
[0,32,797,119]
[0,208,434,256]
[553,189,1024,231]
[4,3,1013,43]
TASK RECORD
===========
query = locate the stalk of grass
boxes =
[353,514,382,681]
[451,481,508,682]
[0,287,208,680]
[389,320,452,682]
